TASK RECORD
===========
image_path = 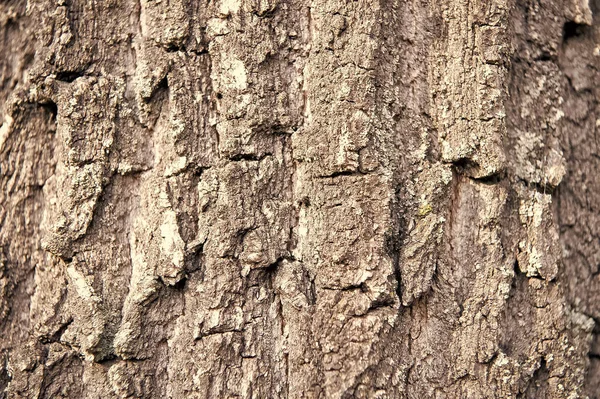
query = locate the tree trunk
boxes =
[1,0,599,397]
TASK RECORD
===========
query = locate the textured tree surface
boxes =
[1,0,600,397]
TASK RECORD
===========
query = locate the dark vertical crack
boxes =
[0,351,10,399]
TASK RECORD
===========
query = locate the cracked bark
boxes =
[1,0,600,398]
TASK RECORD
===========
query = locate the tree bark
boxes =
[1,0,600,397]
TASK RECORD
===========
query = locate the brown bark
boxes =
[1,0,599,397]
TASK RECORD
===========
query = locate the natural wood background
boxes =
[1,0,600,397]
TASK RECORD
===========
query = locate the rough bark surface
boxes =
[1,0,600,397]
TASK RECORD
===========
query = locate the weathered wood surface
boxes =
[1,0,600,397]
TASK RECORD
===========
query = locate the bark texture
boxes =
[1,0,600,397]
